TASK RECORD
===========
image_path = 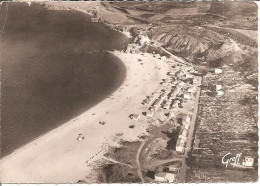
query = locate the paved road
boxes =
[184,76,202,157]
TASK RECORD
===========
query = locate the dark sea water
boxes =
[0,2,129,157]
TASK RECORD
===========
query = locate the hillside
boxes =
[108,1,258,89]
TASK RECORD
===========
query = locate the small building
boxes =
[167,72,175,76]
[183,115,191,129]
[217,90,224,97]
[187,87,196,93]
[149,106,157,112]
[148,96,156,105]
[154,172,166,182]
[165,172,177,183]
[242,157,254,167]
[130,114,140,121]
[215,68,223,74]
[176,138,186,153]
[216,85,223,91]
[161,56,167,60]
[184,93,191,100]
[153,99,161,107]
[184,122,190,130]
[184,115,191,124]
[146,111,154,117]
[179,128,188,140]
[176,142,185,153]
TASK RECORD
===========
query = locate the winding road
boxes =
[136,141,146,182]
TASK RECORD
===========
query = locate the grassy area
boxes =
[98,141,142,183]
[104,141,141,166]
[98,164,141,183]
[166,126,181,150]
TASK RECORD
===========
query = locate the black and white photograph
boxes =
[0,0,258,184]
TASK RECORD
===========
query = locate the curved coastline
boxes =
[1,2,129,157]
[1,52,128,160]
[1,51,170,184]
[1,2,170,183]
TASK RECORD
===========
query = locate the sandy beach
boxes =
[1,51,170,183]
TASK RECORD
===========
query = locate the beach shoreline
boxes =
[1,1,131,158]
[1,51,127,159]
[1,49,170,183]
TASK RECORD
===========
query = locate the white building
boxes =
[187,87,196,93]
[148,96,156,105]
[154,172,166,182]
[161,56,167,60]
[146,111,154,117]
[216,85,223,91]
[184,93,191,100]
[165,172,177,183]
[184,122,190,130]
[176,138,185,153]
[217,90,224,97]
[185,115,191,124]
[215,68,223,74]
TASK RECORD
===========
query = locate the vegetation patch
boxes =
[98,164,141,183]
[104,141,141,166]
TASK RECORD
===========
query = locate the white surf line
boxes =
[1,1,9,33]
